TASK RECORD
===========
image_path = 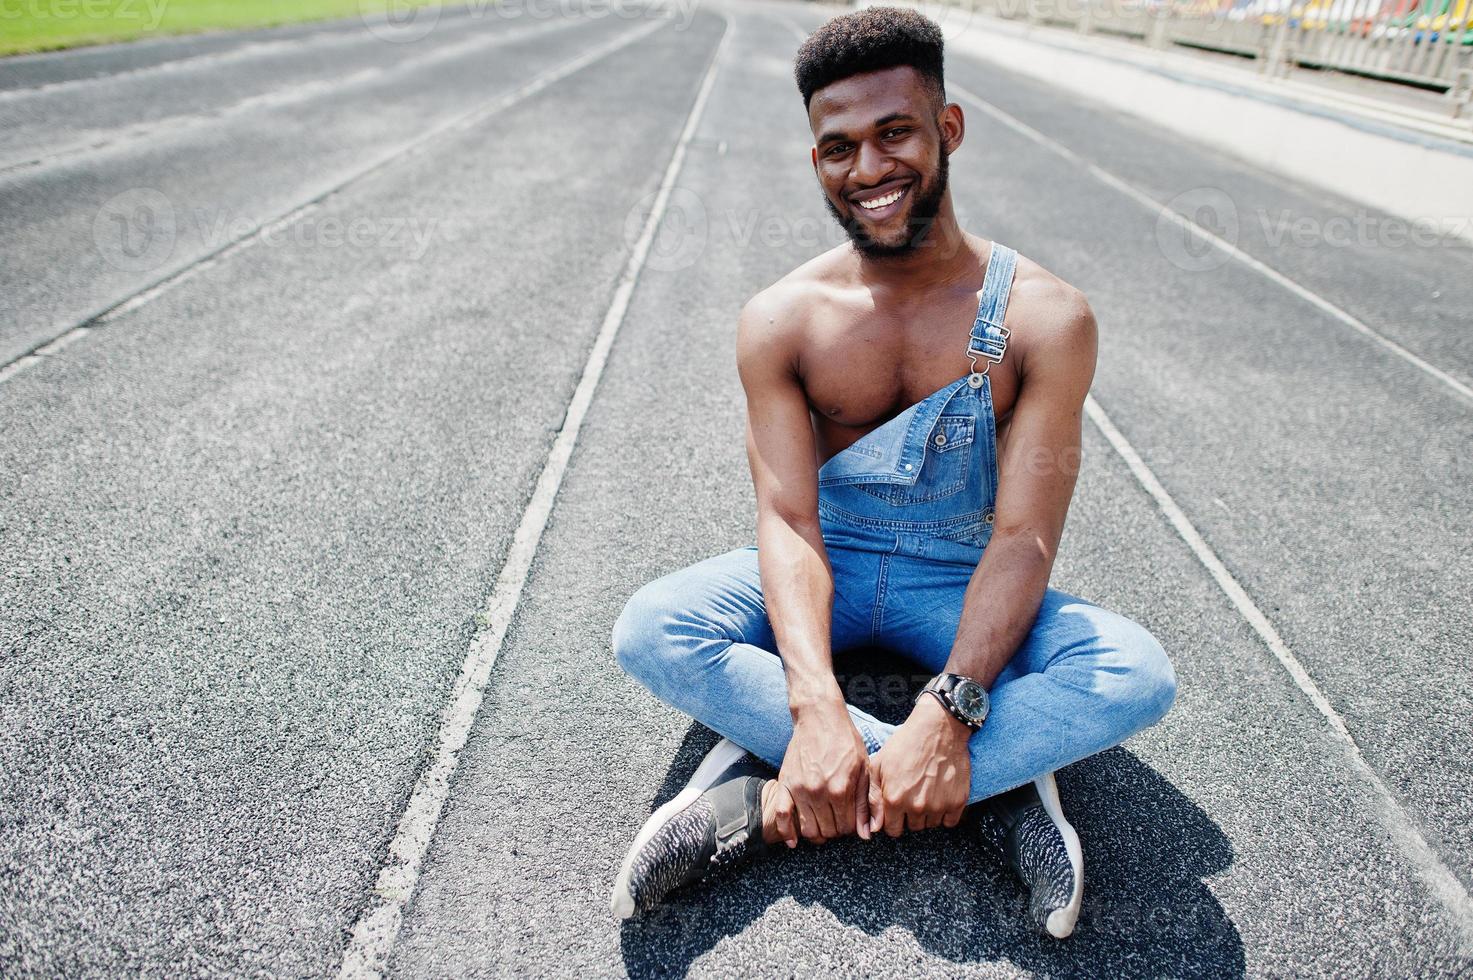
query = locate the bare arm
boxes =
[867,285,1098,837]
[736,299,838,712]
[943,287,1098,686]
[736,291,872,844]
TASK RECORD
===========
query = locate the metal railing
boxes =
[965,0,1473,118]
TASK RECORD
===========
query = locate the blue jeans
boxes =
[611,544,1176,805]
[611,242,1175,804]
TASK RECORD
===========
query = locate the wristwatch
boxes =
[915,672,990,730]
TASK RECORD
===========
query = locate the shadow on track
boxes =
[618,647,1244,978]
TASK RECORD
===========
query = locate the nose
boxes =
[850,139,893,191]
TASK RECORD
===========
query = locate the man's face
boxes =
[808,66,956,259]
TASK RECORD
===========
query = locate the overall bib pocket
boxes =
[854,414,975,506]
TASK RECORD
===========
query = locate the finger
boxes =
[814,797,839,841]
[867,759,885,835]
[855,768,871,841]
[905,808,928,834]
[925,812,942,831]
[832,799,854,840]
[942,806,964,829]
[884,799,907,838]
[773,784,798,848]
[797,801,822,843]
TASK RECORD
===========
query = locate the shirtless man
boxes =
[608,7,1176,938]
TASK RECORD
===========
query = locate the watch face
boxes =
[952,679,989,724]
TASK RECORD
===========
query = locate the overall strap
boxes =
[966,242,1017,378]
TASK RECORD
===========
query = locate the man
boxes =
[608,6,1176,938]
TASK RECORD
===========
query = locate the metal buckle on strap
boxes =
[965,324,1010,378]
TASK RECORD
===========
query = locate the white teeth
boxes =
[858,187,904,210]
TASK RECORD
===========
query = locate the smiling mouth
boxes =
[851,182,910,218]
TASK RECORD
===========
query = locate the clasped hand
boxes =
[769,695,972,846]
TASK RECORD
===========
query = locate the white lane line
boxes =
[0,14,667,387]
[0,17,574,177]
[1085,395,1473,940]
[946,79,1473,411]
[780,12,1473,942]
[334,15,730,978]
[0,18,397,104]
[0,29,361,104]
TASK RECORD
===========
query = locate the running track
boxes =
[2,0,1471,974]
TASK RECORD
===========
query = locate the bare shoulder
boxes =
[735,249,847,378]
[1008,251,1098,380]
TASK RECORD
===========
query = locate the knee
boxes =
[611,575,712,693]
[1122,622,1177,725]
[610,579,671,683]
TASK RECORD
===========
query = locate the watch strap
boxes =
[917,673,983,730]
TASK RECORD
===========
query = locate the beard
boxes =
[823,147,950,260]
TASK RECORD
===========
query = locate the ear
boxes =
[810,144,819,172]
[936,102,964,156]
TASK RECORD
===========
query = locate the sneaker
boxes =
[985,771,1084,939]
[610,737,773,919]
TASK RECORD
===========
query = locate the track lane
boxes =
[387,4,1472,973]
[0,15,522,172]
[0,10,620,369]
[0,9,711,974]
[0,4,490,91]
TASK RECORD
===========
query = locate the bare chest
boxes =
[801,300,1021,466]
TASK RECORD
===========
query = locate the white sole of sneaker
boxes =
[609,736,751,919]
[1034,771,1085,939]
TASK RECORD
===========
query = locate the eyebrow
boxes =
[816,111,915,147]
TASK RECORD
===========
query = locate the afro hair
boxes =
[794,6,946,111]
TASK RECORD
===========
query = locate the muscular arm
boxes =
[736,291,872,844]
[736,297,839,712]
[866,285,1098,837]
[943,287,1098,687]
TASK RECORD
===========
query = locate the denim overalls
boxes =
[816,242,1017,568]
[613,241,1177,804]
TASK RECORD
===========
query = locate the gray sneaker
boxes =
[610,737,773,919]
[986,771,1085,938]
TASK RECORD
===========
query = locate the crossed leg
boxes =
[611,544,1176,807]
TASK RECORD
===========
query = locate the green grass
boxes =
[0,0,446,57]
